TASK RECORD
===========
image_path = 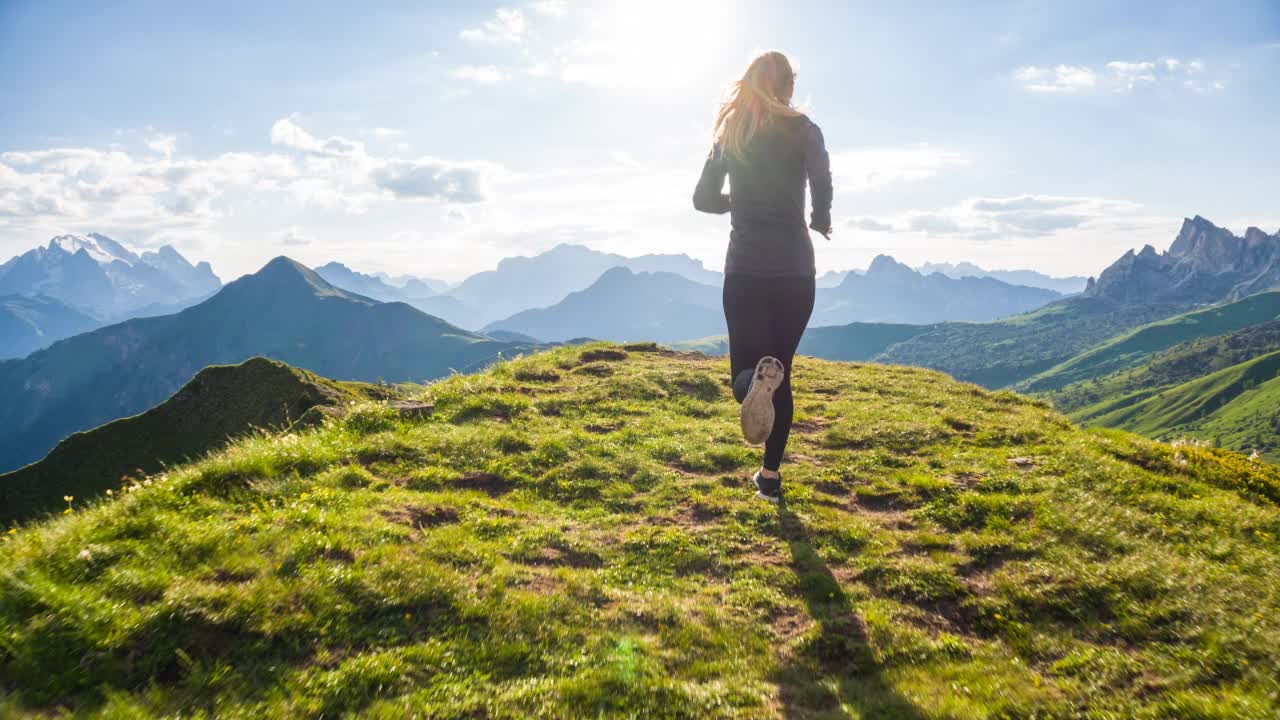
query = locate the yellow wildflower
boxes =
[63,495,73,502]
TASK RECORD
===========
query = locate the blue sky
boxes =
[2,0,1277,281]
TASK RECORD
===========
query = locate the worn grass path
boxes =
[2,343,1278,718]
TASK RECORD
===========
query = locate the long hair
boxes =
[713,51,801,158]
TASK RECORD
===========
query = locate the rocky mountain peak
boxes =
[1086,216,1280,305]
[866,254,916,278]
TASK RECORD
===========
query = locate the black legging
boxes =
[723,273,816,471]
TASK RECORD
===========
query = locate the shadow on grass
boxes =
[771,500,926,719]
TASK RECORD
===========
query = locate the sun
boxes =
[564,0,743,90]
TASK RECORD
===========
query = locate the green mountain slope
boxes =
[874,296,1189,388]
[2,344,1279,717]
[1018,291,1280,394]
[0,357,405,523]
[1049,318,1280,414]
[0,257,538,474]
[800,321,935,361]
[1073,349,1280,461]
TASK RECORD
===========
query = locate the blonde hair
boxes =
[713,51,802,158]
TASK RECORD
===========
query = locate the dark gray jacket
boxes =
[693,114,832,277]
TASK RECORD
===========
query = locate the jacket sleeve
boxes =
[805,122,833,234]
[692,144,731,214]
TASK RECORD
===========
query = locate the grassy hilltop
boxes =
[2,344,1279,718]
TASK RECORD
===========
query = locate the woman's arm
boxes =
[692,144,731,214]
[805,122,833,237]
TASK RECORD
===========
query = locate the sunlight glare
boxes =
[564,0,740,90]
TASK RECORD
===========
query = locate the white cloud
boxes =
[271,225,313,246]
[830,145,971,192]
[1016,57,1225,95]
[531,0,568,17]
[847,216,895,232]
[846,194,1146,241]
[451,64,511,85]
[369,127,404,139]
[1106,60,1156,91]
[459,7,526,45]
[371,158,498,203]
[270,116,365,158]
[1014,65,1098,93]
[0,117,498,244]
[146,134,177,158]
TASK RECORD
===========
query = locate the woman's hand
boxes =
[809,222,832,241]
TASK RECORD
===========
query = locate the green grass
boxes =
[1073,349,1280,463]
[2,343,1279,718]
[1018,291,1280,394]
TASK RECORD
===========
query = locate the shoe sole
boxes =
[754,490,781,504]
[740,357,785,445]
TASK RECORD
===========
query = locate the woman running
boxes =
[693,50,832,504]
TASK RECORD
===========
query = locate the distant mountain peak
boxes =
[597,265,636,280]
[220,256,353,303]
[914,261,1087,294]
[1169,215,1232,258]
[1088,215,1280,304]
[259,256,327,282]
[866,254,915,276]
[48,233,138,266]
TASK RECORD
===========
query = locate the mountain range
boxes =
[916,261,1089,294]
[0,234,223,357]
[0,257,538,474]
[1084,216,1280,304]
[441,243,724,328]
[811,255,1061,326]
[316,244,728,330]
[0,234,221,319]
[863,217,1280,388]
[483,267,723,343]
[313,262,445,303]
[482,253,1061,343]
